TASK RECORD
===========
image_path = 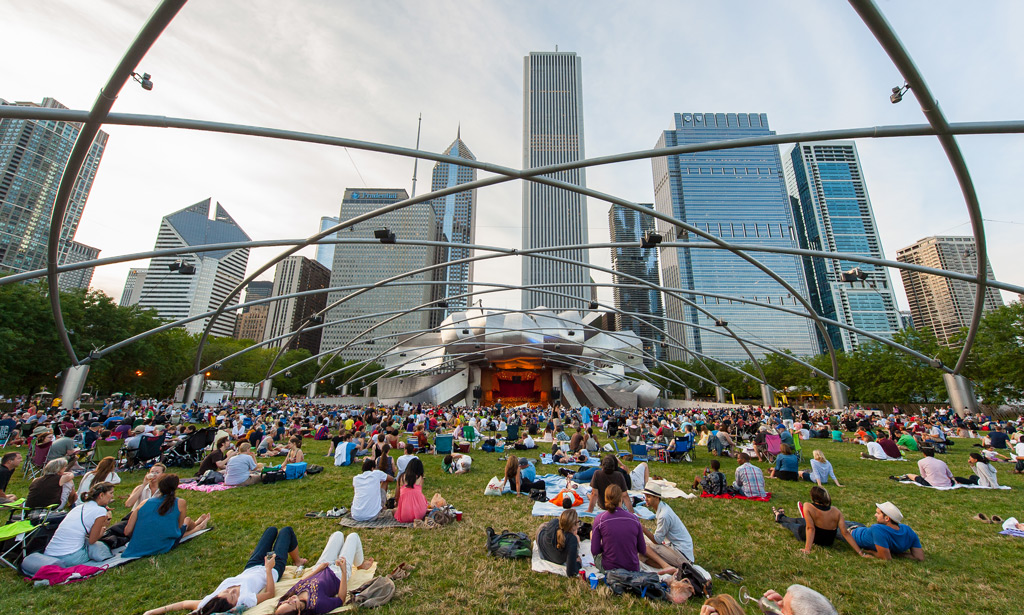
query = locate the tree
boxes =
[962,301,1024,405]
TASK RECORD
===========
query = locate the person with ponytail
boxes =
[122,474,210,559]
[42,481,116,566]
[536,509,582,577]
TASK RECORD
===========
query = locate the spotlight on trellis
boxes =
[131,71,153,91]
[641,230,662,249]
[890,83,910,104]
[373,227,396,244]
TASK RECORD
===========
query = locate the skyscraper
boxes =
[608,202,664,368]
[896,235,1003,345]
[427,130,477,328]
[232,280,274,342]
[315,216,340,270]
[784,141,901,351]
[120,268,148,306]
[130,198,251,338]
[652,113,818,361]
[521,51,589,310]
[0,97,107,289]
[321,189,435,363]
[264,255,331,353]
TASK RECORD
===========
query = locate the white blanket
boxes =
[898,480,1010,490]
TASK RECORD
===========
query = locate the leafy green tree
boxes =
[961,301,1024,404]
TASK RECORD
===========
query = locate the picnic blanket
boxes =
[861,456,910,461]
[179,482,237,493]
[242,562,378,615]
[699,491,772,502]
[531,539,601,578]
[531,499,656,520]
[25,528,213,582]
[897,480,1011,491]
[337,512,413,529]
[540,454,600,467]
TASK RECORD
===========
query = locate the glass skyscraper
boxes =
[784,141,901,351]
[0,97,107,289]
[652,113,818,361]
[522,51,590,310]
[129,198,251,338]
[321,189,435,363]
[608,202,664,368]
[315,216,340,270]
[427,130,477,328]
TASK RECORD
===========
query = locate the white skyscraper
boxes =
[130,199,250,338]
[521,51,590,310]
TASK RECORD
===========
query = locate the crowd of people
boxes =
[2,393,1023,613]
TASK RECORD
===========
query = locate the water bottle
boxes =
[294,565,305,578]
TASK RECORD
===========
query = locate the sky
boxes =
[3,0,1023,314]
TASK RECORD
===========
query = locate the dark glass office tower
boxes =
[609,202,664,368]
[652,113,818,361]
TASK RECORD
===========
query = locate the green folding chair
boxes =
[0,519,41,571]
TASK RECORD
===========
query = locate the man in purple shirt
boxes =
[904,447,953,487]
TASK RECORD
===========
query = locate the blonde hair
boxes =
[237,442,251,454]
[702,594,744,615]
[813,450,826,463]
[557,509,578,550]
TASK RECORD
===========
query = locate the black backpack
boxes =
[604,569,667,601]
[674,560,713,599]
[528,488,548,502]
[485,527,532,559]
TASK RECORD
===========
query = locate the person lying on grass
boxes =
[501,455,546,495]
[442,452,472,474]
[591,484,675,575]
[772,486,866,556]
[122,473,211,559]
[759,585,838,615]
[273,531,375,615]
[143,525,307,615]
[845,501,924,561]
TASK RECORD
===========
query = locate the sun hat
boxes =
[642,483,664,498]
[876,501,904,524]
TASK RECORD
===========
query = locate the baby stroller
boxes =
[163,428,218,468]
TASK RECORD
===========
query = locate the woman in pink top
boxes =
[394,458,446,523]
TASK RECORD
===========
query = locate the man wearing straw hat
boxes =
[641,482,694,567]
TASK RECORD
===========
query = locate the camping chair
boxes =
[91,438,124,470]
[0,425,11,448]
[668,434,695,463]
[462,425,480,448]
[611,440,631,458]
[792,434,803,460]
[764,434,782,463]
[23,440,49,481]
[0,519,42,571]
[629,443,649,462]
[125,433,166,471]
[506,424,520,443]
[434,434,454,456]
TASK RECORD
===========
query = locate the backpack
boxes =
[262,470,286,484]
[673,560,713,599]
[528,488,548,502]
[485,527,532,559]
[198,470,224,485]
[349,575,395,608]
[604,569,667,601]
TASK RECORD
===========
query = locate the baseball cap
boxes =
[876,501,903,524]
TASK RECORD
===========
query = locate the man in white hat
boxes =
[848,501,924,561]
[640,482,694,566]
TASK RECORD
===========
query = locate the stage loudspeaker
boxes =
[551,387,561,401]
[473,386,482,399]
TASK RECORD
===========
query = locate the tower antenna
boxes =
[411,113,423,198]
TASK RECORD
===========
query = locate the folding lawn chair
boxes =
[22,440,48,481]
[0,519,41,571]
[611,439,630,458]
[668,434,695,463]
[629,443,649,462]
[125,433,166,471]
[506,424,519,443]
[434,434,454,455]
[764,434,782,463]
[91,438,124,470]
[0,425,11,448]
[462,425,480,448]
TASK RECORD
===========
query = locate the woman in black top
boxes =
[537,509,581,577]
[771,486,865,555]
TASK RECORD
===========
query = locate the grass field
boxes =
[0,433,1019,615]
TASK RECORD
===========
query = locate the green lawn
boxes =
[0,434,1019,615]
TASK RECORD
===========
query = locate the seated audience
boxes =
[901,446,953,487]
[536,509,582,577]
[41,482,116,567]
[224,443,262,487]
[123,474,210,559]
[591,484,674,574]
[76,455,121,506]
[641,482,694,565]
[760,585,839,615]
[26,458,76,510]
[394,458,445,523]
[732,452,767,498]
[351,459,395,521]
[502,455,546,495]
[808,450,843,487]
[693,459,728,495]
[953,452,999,488]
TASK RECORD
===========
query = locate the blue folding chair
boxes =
[434,434,454,455]
[629,443,649,462]
[668,434,695,463]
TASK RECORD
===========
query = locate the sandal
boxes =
[723,569,744,582]
[772,507,784,522]
[388,562,416,581]
[972,513,990,523]
[991,515,1003,524]
[305,511,326,518]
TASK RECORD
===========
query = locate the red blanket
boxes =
[700,491,772,502]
